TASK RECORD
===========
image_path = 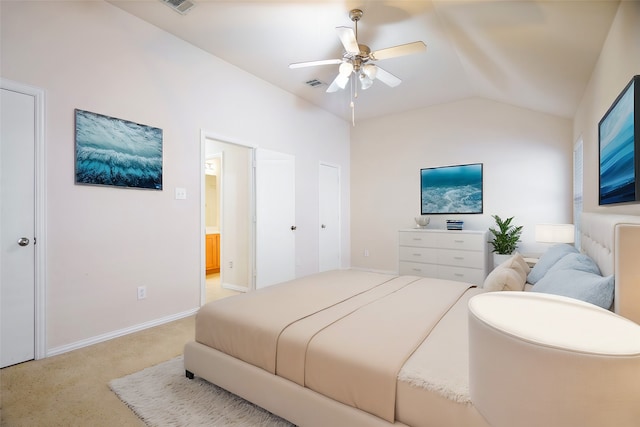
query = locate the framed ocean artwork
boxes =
[599,75,639,205]
[74,109,163,190]
[420,163,483,214]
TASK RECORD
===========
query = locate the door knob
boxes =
[291,226,297,231]
[321,224,326,229]
[18,237,30,247]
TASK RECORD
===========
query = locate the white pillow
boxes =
[498,252,531,278]
[483,265,526,292]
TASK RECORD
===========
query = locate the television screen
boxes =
[421,163,483,214]
[599,75,639,205]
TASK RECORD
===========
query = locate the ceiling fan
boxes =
[289,9,426,93]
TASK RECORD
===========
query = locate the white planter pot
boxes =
[493,253,512,268]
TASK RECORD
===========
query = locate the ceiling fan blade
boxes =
[370,41,426,61]
[374,66,402,88]
[326,73,350,93]
[289,59,342,69]
[336,27,359,55]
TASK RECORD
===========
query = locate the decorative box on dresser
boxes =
[399,229,491,286]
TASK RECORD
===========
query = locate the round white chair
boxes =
[468,291,640,427]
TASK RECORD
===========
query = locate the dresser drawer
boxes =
[399,232,437,248]
[399,246,437,263]
[438,265,485,285]
[399,229,489,284]
[399,261,438,277]
[437,233,486,251]
[437,249,485,269]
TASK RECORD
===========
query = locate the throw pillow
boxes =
[527,244,579,284]
[483,266,527,292]
[498,252,531,278]
[547,252,601,276]
[530,269,614,309]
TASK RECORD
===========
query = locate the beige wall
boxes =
[350,98,573,272]
[574,0,640,215]
[0,1,350,352]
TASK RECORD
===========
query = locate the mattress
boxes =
[194,269,490,426]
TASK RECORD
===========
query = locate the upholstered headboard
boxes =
[580,212,640,324]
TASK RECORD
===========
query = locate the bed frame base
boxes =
[184,341,410,427]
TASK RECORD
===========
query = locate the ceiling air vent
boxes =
[160,0,195,15]
[305,79,326,88]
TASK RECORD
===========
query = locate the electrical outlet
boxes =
[229,261,233,269]
[137,286,147,300]
[364,249,370,257]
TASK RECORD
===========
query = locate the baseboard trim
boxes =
[46,308,199,358]
[222,282,249,292]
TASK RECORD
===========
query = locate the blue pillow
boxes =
[530,269,614,309]
[547,252,601,276]
[527,244,579,284]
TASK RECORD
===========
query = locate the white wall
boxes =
[574,1,640,215]
[0,1,350,352]
[350,98,573,272]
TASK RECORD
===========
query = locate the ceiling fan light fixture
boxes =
[359,73,373,90]
[363,64,377,80]
[339,62,354,77]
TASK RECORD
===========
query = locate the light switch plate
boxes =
[175,187,187,200]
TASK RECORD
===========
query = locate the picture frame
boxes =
[74,109,163,190]
[420,163,483,214]
[599,75,639,205]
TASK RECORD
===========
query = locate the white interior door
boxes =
[319,163,341,272]
[1,87,36,368]
[255,149,295,288]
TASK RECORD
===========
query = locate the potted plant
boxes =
[489,215,523,266]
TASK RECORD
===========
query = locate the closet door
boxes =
[319,163,340,272]
[255,149,295,288]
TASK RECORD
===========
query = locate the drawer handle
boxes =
[412,268,422,272]
[413,253,422,257]
[454,256,464,260]
[454,273,465,277]
[454,240,465,243]
[412,238,422,241]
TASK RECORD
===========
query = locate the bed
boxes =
[184,213,640,426]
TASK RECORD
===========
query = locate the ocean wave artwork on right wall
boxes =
[599,75,639,206]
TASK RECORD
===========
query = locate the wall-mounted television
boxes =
[420,163,483,214]
[599,75,640,205]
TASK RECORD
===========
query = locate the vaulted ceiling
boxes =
[109,0,620,122]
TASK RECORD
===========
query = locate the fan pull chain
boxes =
[350,73,356,126]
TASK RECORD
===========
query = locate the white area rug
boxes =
[109,356,294,426]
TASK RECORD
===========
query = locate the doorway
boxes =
[0,79,46,367]
[200,132,298,302]
[202,136,253,304]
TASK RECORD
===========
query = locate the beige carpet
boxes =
[110,356,293,426]
[1,280,241,427]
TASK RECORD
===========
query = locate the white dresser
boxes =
[398,229,491,286]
